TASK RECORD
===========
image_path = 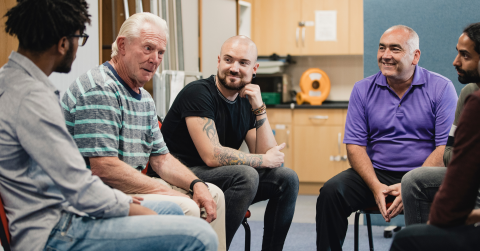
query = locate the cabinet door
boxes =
[348,0,363,54]
[293,109,349,182]
[300,0,350,55]
[252,0,302,56]
[271,123,293,170]
[293,125,349,182]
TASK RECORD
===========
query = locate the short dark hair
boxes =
[4,0,91,52]
[464,22,480,55]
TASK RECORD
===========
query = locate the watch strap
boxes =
[189,179,207,195]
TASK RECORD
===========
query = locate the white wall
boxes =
[201,0,237,77]
[49,0,99,98]
[181,0,199,83]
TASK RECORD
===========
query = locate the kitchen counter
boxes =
[266,101,348,109]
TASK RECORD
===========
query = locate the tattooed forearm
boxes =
[255,118,266,130]
[198,117,263,167]
[213,146,263,167]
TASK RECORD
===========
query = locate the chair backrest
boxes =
[141,119,163,175]
[0,195,11,250]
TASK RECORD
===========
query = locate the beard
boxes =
[217,70,249,91]
[54,41,75,73]
[456,66,480,84]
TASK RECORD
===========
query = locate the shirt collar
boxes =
[375,65,426,87]
[8,51,58,93]
[103,61,142,100]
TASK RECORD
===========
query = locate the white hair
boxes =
[111,12,168,58]
[385,25,419,54]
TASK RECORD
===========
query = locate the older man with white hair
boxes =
[61,12,226,250]
[315,25,458,251]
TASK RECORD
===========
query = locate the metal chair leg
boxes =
[354,211,360,251]
[242,217,251,251]
[366,213,374,251]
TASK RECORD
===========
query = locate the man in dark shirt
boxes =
[391,23,480,251]
[160,36,299,250]
[401,22,480,226]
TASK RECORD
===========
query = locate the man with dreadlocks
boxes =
[0,0,218,250]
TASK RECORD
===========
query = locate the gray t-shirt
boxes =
[443,83,480,166]
[61,62,168,170]
[0,52,130,251]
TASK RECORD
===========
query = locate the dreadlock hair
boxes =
[464,23,480,55]
[4,0,91,52]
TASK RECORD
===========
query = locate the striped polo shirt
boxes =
[61,62,168,170]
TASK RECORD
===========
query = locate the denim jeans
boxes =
[44,200,218,251]
[401,166,480,226]
[189,165,299,251]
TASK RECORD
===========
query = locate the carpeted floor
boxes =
[230,221,396,251]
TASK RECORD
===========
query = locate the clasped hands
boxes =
[372,183,403,222]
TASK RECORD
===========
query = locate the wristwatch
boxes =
[189,179,208,195]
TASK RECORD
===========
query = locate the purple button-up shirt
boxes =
[344,65,457,172]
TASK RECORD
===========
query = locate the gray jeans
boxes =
[401,166,480,225]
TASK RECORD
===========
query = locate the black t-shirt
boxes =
[161,75,256,167]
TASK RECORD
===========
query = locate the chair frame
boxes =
[242,210,251,251]
[353,202,402,251]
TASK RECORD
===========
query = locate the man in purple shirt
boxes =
[316,25,457,251]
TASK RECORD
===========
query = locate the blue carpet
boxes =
[230,221,395,251]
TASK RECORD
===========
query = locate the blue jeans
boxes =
[190,165,299,251]
[44,201,218,251]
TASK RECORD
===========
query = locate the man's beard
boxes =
[456,66,480,84]
[217,70,249,91]
[54,42,75,73]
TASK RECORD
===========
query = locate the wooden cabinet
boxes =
[292,109,349,183]
[268,109,293,169]
[251,0,363,56]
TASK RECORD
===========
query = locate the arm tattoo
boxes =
[255,118,266,130]
[213,146,263,167]
[199,117,263,167]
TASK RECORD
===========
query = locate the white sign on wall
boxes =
[315,10,337,41]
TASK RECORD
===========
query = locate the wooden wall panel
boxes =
[0,0,18,67]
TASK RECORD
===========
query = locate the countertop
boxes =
[266,101,348,109]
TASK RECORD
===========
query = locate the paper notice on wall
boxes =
[169,71,185,107]
[315,10,337,41]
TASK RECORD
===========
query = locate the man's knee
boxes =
[207,183,225,207]
[182,217,219,251]
[231,165,260,194]
[319,173,347,202]
[274,167,299,194]
[401,166,445,197]
[141,200,184,216]
[181,198,202,217]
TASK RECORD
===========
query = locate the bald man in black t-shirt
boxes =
[160,36,299,250]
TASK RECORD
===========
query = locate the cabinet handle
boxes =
[296,27,300,47]
[302,27,305,47]
[308,115,329,120]
[337,132,341,154]
[286,130,290,148]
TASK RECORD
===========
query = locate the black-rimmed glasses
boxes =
[70,33,89,46]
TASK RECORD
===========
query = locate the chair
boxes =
[242,210,251,251]
[0,195,11,251]
[354,202,402,251]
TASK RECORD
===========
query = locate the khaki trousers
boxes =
[129,177,226,251]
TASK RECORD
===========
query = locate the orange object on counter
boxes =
[296,68,331,105]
